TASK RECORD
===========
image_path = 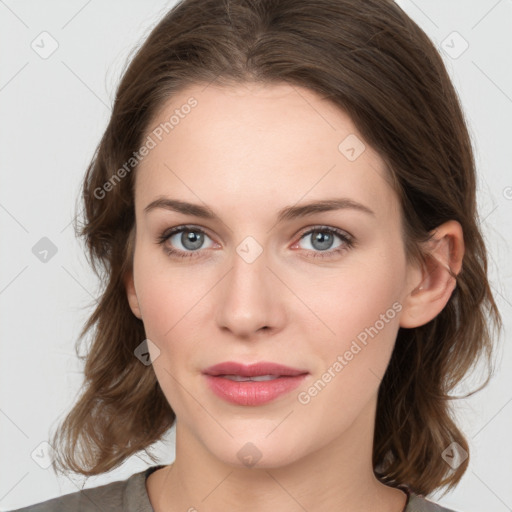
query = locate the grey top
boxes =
[9,465,458,512]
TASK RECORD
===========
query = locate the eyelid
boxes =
[160,224,211,239]
[290,224,353,244]
[294,224,353,239]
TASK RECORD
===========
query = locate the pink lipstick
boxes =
[202,361,308,406]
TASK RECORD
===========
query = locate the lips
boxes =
[202,361,308,378]
[202,361,309,406]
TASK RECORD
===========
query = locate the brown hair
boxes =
[49,0,501,496]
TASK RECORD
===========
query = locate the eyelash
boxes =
[156,224,355,260]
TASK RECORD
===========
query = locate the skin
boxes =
[125,82,464,512]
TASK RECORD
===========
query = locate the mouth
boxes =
[202,361,309,406]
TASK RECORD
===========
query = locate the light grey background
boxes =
[1,1,511,510]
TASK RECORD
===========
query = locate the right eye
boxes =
[157,225,217,259]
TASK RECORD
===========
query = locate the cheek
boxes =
[133,241,209,338]
[298,248,406,387]
[293,268,403,433]
[133,251,208,412]
[299,251,405,340]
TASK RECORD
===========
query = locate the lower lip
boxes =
[204,374,308,406]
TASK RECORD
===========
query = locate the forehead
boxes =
[135,82,400,222]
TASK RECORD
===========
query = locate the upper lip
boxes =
[203,361,309,377]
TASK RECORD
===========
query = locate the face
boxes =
[126,82,421,468]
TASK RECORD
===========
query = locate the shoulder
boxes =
[406,492,459,512]
[7,478,129,512]
[7,466,162,512]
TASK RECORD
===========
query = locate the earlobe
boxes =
[124,270,143,320]
[399,220,464,328]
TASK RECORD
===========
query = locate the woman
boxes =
[10,0,501,510]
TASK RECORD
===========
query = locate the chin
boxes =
[201,430,307,470]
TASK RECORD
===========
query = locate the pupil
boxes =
[313,231,333,251]
[183,230,203,250]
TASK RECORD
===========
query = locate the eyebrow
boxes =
[144,197,375,222]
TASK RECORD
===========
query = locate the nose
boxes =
[215,244,287,339]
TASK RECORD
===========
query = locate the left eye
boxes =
[293,227,353,256]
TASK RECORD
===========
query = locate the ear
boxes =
[399,220,464,328]
[124,269,143,320]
